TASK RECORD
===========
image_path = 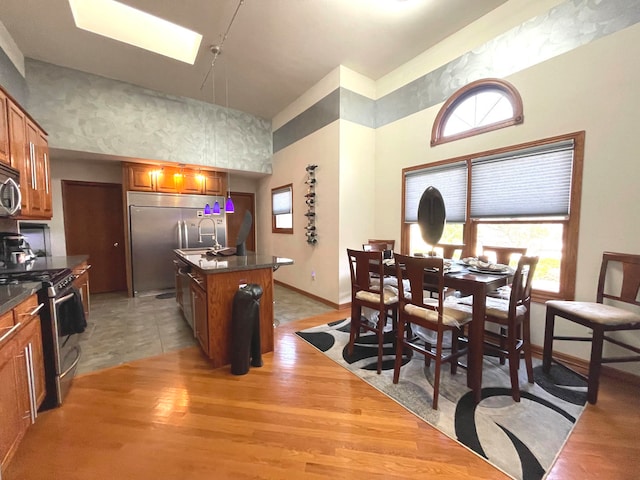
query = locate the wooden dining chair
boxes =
[347,248,399,374]
[480,255,539,402]
[362,242,388,252]
[368,239,395,251]
[392,254,472,409]
[543,252,640,404]
[430,243,466,260]
[480,245,527,267]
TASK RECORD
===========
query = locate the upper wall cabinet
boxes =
[0,90,9,165]
[123,163,226,196]
[2,85,52,220]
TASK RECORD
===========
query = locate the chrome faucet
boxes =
[197,217,222,250]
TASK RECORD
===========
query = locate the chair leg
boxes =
[587,327,605,404]
[522,317,534,383]
[433,342,443,410]
[542,309,556,373]
[348,305,361,356]
[507,325,521,402]
[450,328,459,375]
[393,319,405,384]
[376,313,384,374]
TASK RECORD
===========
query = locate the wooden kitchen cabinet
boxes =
[72,262,91,320]
[124,162,225,195]
[0,294,46,474]
[125,163,180,193]
[0,89,10,165]
[191,273,208,355]
[5,88,52,220]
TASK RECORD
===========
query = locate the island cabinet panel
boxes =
[205,267,274,369]
[0,337,21,470]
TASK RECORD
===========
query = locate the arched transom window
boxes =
[431,78,523,146]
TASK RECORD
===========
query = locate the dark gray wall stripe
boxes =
[341,88,376,129]
[273,88,340,153]
[0,48,27,105]
[273,0,640,151]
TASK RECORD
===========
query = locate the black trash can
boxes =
[230,284,263,375]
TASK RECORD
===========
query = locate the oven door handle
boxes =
[55,292,75,306]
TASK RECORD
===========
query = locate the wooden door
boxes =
[62,181,127,293]
[225,191,256,252]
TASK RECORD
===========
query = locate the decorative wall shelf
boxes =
[305,164,317,245]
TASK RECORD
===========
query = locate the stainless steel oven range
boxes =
[1,268,85,411]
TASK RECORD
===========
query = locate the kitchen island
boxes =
[174,249,293,368]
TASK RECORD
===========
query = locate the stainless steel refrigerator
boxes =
[128,191,227,295]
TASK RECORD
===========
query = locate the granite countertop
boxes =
[0,255,89,275]
[0,282,42,317]
[0,255,89,317]
[174,249,293,274]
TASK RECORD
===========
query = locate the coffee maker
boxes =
[0,232,36,265]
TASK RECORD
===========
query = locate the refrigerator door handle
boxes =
[178,220,184,248]
[183,220,189,248]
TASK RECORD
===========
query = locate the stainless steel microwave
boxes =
[0,163,22,217]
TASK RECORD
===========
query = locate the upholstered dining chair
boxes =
[476,255,539,402]
[480,245,527,267]
[543,252,640,404]
[392,254,472,409]
[347,248,399,374]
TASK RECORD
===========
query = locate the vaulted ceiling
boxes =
[1,0,507,120]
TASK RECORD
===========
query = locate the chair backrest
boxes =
[597,252,640,307]
[508,255,539,317]
[368,239,395,251]
[431,243,465,260]
[394,253,445,314]
[347,248,385,294]
[362,242,387,252]
[481,245,527,266]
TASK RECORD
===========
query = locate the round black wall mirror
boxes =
[417,186,446,247]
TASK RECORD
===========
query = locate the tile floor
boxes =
[76,284,334,375]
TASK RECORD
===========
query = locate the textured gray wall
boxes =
[24,59,273,174]
[0,47,26,104]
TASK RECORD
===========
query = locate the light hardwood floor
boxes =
[5,309,640,479]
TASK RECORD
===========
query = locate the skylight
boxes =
[68,0,203,65]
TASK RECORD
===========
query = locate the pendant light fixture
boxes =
[224,54,234,214]
[199,0,244,216]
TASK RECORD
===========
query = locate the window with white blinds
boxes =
[272,186,292,215]
[404,162,467,223]
[470,140,574,218]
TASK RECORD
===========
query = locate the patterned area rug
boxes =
[295,318,588,480]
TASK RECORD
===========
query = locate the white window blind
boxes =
[470,140,574,218]
[272,186,292,215]
[404,162,467,223]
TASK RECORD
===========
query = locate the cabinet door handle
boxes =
[25,343,37,423]
[0,322,21,343]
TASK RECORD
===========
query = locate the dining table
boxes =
[381,258,513,404]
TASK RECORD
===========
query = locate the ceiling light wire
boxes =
[199,0,245,91]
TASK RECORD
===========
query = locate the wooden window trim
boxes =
[403,131,585,302]
[431,78,524,147]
